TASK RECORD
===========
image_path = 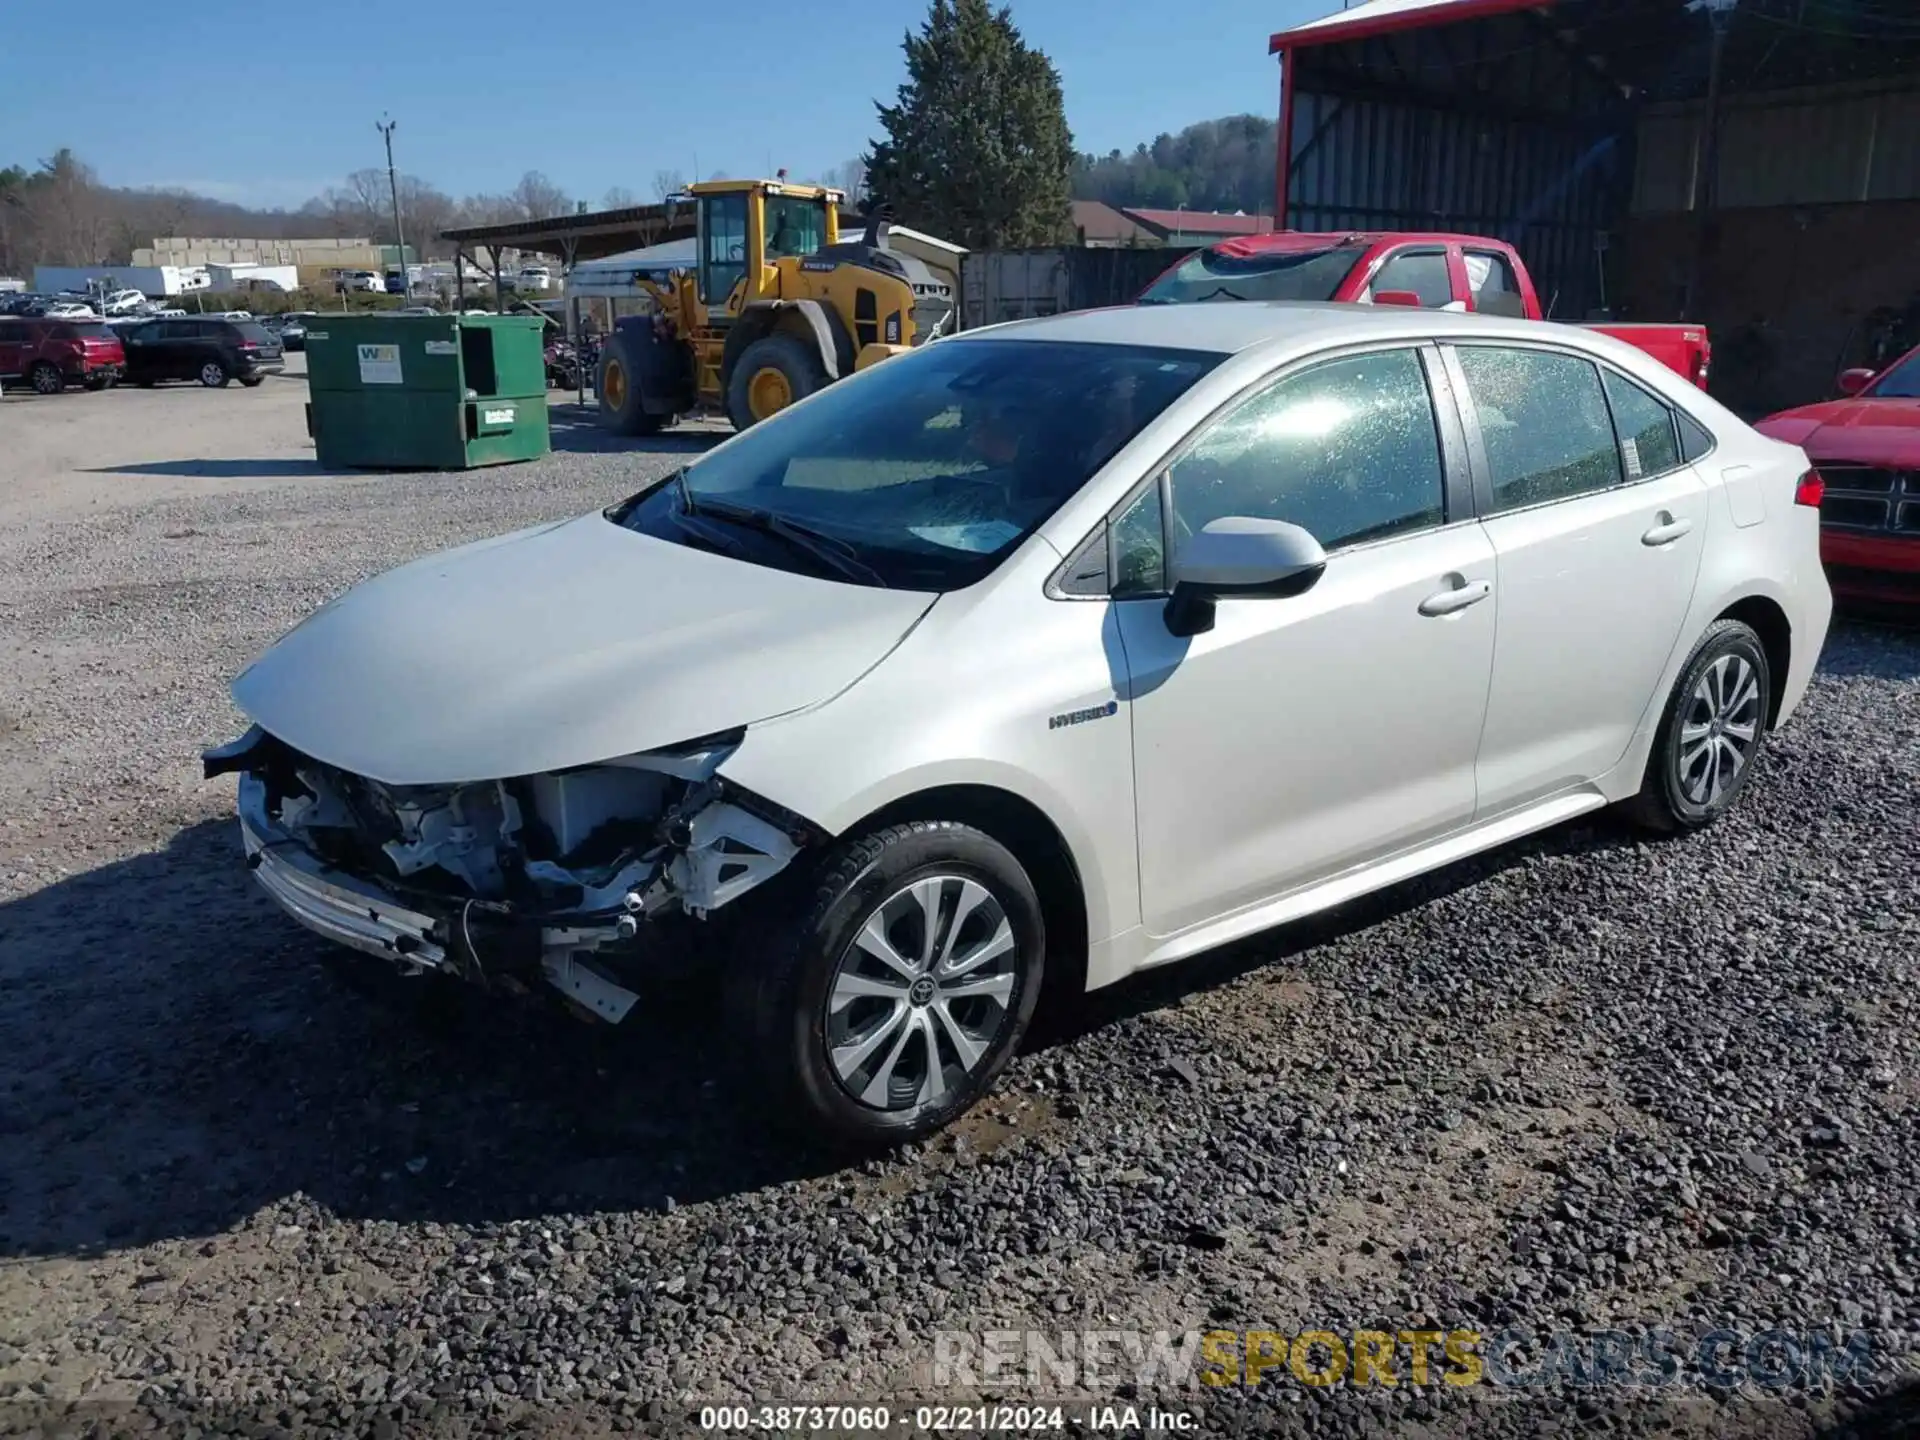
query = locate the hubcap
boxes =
[202,363,223,386]
[604,358,626,410]
[1678,652,1760,806]
[33,367,58,394]
[748,366,791,420]
[825,874,1020,1112]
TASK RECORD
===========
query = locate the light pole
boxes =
[376,115,410,300]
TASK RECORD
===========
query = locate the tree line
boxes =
[3,0,1279,279]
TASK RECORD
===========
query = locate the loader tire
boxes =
[726,334,828,431]
[597,332,666,437]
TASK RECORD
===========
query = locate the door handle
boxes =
[1418,578,1492,617]
[1642,513,1695,547]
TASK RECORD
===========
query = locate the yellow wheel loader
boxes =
[596,179,955,435]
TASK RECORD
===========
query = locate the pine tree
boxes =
[864,0,1075,250]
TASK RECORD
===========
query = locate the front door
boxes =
[1115,345,1497,939]
[1448,344,1708,814]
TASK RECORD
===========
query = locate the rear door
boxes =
[1447,342,1708,815]
[0,319,26,378]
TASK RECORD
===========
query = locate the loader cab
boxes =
[690,179,843,317]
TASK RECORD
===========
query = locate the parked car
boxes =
[204,303,1831,1145]
[120,316,285,388]
[338,270,384,294]
[98,288,148,316]
[397,305,442,316]
[43,301,99,320]
[0,317,126,392]
[1755,342,1920,606]
[513,265,553,293]
[272,312,318,351]
[1140,232,1713,391]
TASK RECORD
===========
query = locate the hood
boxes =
[232,513,936,785]
[1756,396,1920,466]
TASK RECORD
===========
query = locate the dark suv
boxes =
[121,317,285,388]
[0,317,126,393]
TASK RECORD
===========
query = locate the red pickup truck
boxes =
[1140,232,1711,390]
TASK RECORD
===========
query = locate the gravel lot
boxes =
[1,369,1917,1438]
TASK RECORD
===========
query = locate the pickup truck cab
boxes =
[1141,232,1711,390]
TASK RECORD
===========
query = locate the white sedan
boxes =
[206,303,1832,1145]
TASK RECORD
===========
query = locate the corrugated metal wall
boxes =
[1285,88,1633,321]
[960,247,1193,330]
[1633,81,1920,213]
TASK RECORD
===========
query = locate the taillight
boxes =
[1794,470,1825,508]
[239,340,258,351]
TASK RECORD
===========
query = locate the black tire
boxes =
[596,331,666,436]
[28,362,62,395]
[730,821,1046,1148]
[725,333,828,431]
[85,373,117,392]
[1625,619,1771,834]
[239,376,264,388]
[198,359,230,389]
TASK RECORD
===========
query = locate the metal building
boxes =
[1269,0,1920,413]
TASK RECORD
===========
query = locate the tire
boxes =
[725,333,828,431]
[28,362,62,396]
[1625,619,1771,834]
[596,331,667,436]
[730,821,1047,1148]
[240,376,264,388]
[198,360,230,388]
[85,373,117,392]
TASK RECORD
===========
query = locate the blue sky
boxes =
[2,0,1323,210]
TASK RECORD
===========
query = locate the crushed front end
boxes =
[204,725,817,1021]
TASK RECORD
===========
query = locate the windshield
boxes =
[1868,349,1920,399]
[1140,245,1366,305]
[608,339,1219,590]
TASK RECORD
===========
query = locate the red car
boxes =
[0,316,126,394]
[1756,345,1920,606]
[1139,231,1712,390]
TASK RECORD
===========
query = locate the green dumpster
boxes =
[304,313,550,470]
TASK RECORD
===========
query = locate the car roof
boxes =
[951,299,1570,357]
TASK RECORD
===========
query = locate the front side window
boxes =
[1455,346,1623,512]
[1602,369,1681,479]
[765,195,828,261]
[1165,348,1447,554]
[1369,250,1453,308]
[1138,246,1368,306]
[609,339,1219,591]
[699,192,749,305]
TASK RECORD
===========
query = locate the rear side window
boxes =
[1370,251,1453,308]
[1168,347,1447,552]
[70,322,114,340]
[237,322,274,344]
[1464,251,1527,318]
[1678,412,1715,463]
[1601,370,1681,478]
[1455,346,1623,511]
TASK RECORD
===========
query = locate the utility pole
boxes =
[376,115,411,300]
[1681,0,1737,322]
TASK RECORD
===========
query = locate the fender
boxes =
[721,300,852,385]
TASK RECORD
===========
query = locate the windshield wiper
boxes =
[1195,285,1251,302]
[693,498,888,587]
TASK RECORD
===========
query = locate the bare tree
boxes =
[509,171,569,222]
[651,170,686,202]
[397,176,456,255]
[821,156,868,201]
[602,186,639,211]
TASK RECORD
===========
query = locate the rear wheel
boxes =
[725,333,828,431]
[28,362,62,395]
[85,372,116,392]
[730,821,1046,1148]
[199,359,230,388]
[1626,619,1771,833]
[597,331,667,436]
[240,376,264,388]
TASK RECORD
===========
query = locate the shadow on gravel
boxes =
[82,459,353,479]
[545,405,725,457]
[0,818,842,1260]
[1813,1380,1920,1439]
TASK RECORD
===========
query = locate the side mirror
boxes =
[1164,517,1328,638]
[1836,367,1877,397]
[1373,289,1423,308]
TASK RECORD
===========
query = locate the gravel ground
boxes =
[1,378,1918,1439]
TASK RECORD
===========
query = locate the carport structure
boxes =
[1268,0,1920,383]
[438,202,695,312]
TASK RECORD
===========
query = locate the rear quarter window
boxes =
[237,322,275,344]
[70,323,115,340]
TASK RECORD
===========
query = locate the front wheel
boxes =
[199,360,230,388]
[1625,619,1771,833]
[730,821,1046,1148]
[725,333,828,431]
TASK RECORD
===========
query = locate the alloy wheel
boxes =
[825,874,1021,1111]
[1677,652,1761,806]
[201,362,226,387]
[31,365,59,395]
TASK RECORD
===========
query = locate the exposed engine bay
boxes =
[206,725,815,1021]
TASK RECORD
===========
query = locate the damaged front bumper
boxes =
[216,725,814,1023]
